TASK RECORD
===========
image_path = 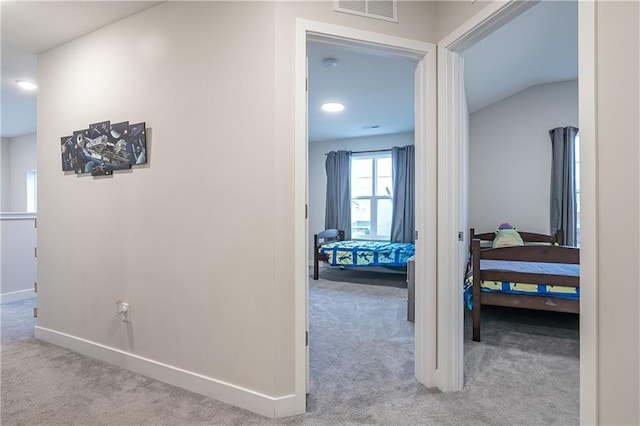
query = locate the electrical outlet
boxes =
[116,301,130,322]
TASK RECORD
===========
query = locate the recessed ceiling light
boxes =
[323,57,338,68]
[321,102,345,112]
[15,80,37,91]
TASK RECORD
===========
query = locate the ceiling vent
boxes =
[334,0,398,23]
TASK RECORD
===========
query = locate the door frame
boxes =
[437,0,597,421]
[293,19,437,413]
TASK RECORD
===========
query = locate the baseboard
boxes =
[1,289,35,304]
[34,326,300,418]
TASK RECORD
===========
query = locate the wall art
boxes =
[61,120,147,176]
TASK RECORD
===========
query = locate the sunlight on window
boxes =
[26,170,37,213]
[351,153,392,240]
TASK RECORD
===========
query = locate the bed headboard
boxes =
[315,228,344,243]
[469,227,563,254]
[470,228,562,243]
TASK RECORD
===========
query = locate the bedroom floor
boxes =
[1,277,579,425]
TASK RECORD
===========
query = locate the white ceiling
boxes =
[464,0,578,113]
[308,0,577,142]
[1,0,577,141]
[307,41,416,143]
[1,1,163,138]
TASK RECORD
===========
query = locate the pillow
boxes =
[493,228,524,248]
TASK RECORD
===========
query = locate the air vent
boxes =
[334,0,398,23]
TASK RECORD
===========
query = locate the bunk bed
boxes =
[466,228,580,341]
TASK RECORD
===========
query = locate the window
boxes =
[351,152,392,240]
[575,134,580,246]
[26,169,37,213]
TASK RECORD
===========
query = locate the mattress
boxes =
[464,259,580,310]
[318,240,415,268]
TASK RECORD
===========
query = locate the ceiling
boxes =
[1,0,577,141]
[308,41,417,143]
[1,1,163,138]
[464,0,578,113]
[308,0,577,142]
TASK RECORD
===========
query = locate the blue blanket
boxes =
[464,259,580,310]
[319,240,415,268]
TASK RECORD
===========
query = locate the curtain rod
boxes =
[325,148,392,156]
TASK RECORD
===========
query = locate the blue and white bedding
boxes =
[318,240,415,268]
[464,259,580,310]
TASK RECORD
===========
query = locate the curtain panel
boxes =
[549,126,578,246]
[325,150,352,240]
[390,145,415,243]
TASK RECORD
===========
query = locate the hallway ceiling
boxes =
[1,1,577,141]
[1,1,163,138]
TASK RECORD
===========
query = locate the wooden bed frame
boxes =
[313,228,345,280]
[469,228,579,342]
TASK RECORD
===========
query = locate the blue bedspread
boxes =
[464,259,580,310]
[319,240,414,268]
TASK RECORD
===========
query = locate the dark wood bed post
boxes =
[313,233,320,280]
[555,229,564,245]
[472,238,482,342]
[313,229,345,280]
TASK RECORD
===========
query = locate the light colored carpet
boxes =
[1,279,578,425]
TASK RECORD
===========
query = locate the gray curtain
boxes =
[325,150,351,240]
[549,126,578,246]
[390,145,415,243]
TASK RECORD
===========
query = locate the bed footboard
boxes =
[470,235,579,342]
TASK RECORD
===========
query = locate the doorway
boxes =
[293,20,436,412]
[437,0,596,421]
[306,38,417,400]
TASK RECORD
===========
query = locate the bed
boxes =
[313,228,415,280]
[465,228,580,342]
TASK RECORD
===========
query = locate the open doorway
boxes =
[293,21,437,411]
[436,0,592,420]
[306,39,418,403]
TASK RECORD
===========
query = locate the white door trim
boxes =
[578,1,598,423]
[294,18,437,414]
[436,45,465,391]
[438,0,597,420]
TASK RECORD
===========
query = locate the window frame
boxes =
[350,151,393,241]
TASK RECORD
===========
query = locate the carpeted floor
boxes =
[1,279,579,425]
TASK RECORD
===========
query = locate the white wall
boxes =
[0,133,37,212]
[0,137,9,211]
[435,0,493,42]
[1,215,36,302]
[37,0,280,411]
[35,0,437,417]
[595,1,639,423]
[9,133,37,212]
[308,132,414,259]
[0,135,38,302]
[468,80,578,234]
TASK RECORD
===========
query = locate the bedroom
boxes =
[464,0,579,343]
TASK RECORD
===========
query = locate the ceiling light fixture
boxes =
[322,57,338,68]
[321,102,345,112]
[15,80,38,91]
